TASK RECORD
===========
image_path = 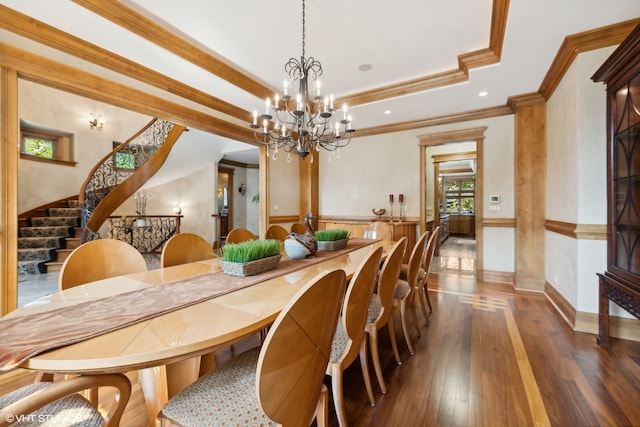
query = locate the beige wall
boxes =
[18,80,150,213]
[545,46,615,322]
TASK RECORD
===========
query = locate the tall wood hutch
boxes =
[592,24,640,348]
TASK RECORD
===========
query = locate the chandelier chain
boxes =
[301,0,306,60]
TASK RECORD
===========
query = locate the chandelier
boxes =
[250,0,355,162]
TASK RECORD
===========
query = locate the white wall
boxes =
[546,46,619,319]
[319,114,516,274]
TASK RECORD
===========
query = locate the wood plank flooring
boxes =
[3,237,640,426]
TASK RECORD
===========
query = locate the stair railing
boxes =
[79,118,186,242]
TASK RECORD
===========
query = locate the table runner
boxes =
[0,239,376,372]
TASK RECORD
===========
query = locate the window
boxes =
[443,176,475,213]
[20,120,74,165]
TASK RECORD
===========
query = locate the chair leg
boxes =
[387,314,402,365]
[415,285,429,324]
[425,285,433,312]
[398,299,415,355]
[358,338,376,406]
[330,366,348,427]
[315,384,329,427]
[369,328,387,394]
[409,295,421,338]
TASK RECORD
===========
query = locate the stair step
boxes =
[18,236,64,249]
[48,207,83,217]
[19,226,74,238]
[55,249,73,262]
[65,237,82,250]
[18,248,56,262]
[44,261,63,273]
[19,260,46,275]
[30,217,79,227]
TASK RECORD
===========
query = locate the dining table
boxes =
[0,238,389,426]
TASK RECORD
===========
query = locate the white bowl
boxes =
[284,239,311,260]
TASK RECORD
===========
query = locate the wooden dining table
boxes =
[1,239,389,426]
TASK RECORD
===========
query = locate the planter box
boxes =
[317,238,348,251]
[219,255,281,277]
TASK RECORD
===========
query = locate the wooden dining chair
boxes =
[415,226,440,321]
[326,246,383,426]
[0,373,131,427]
[393,231,429,355]
[58,239,148,290]
[363,237,408,394]
[158,269,347,427]
[265,224,290,242]
[160,232,216,268]
[290,222,306,234]
[225,227,257,244]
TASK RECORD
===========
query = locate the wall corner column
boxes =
[1,65,19,315]
[509,93,547,292]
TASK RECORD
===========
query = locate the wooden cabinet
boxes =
[448,214,475,236]
[592,24,640,348]
[439,215,449,242]
[318,219,417,263]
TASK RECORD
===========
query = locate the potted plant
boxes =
[315,229,350,251]
[134,192,151,227]
[219,239,281,277]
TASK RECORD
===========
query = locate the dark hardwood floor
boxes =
[3,237,640,426]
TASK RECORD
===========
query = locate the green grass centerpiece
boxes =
[315,229,349,251]
[220,239,281,277]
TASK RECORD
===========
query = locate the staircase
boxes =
[18,199,82,275]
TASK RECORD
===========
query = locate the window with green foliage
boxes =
[443,177,475,213]
[23,134,55,158]
[20,120,74,165]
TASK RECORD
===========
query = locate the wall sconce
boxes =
[238,184,247,196]
[173,203,182,215]
[88,113,105,130]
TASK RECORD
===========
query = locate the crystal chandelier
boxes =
[250,0,355,162]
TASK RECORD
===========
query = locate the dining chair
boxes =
[290,222,306,234]
[58,239,148,291]
[393,231,429,355]
[158,269,347,427]
[265,224,290,242]
[326,246,383,426]
[364,237,408,394]
[225,227,257,244]
[0,373,131,427]
[415,226,440,321]
[160,232,216,268]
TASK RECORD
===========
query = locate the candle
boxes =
[283,80,289,96]
[399,194,404,203]
[389,194,394,203]
[265,97,271,115]
[274,94,279,109]
[252,110,257,126]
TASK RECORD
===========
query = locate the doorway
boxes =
[217,167,234,245]
[418,127,485,277]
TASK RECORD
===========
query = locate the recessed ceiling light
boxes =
[384,110,391,115]
[478,91,488,97]
[358,64,373,72]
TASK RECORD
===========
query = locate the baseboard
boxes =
[481,269,514,285]
[545,281,640,342]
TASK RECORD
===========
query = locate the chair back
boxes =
[160,233,215,268]
[265,224,290,242]
[421,226,440,276]
[59,239,147,290]
[337,246,383,365]
[257,269,347,426]
[375,237,408,325]
[406,231,430,287]
[225,228,257,244]
[290,222,306,234]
